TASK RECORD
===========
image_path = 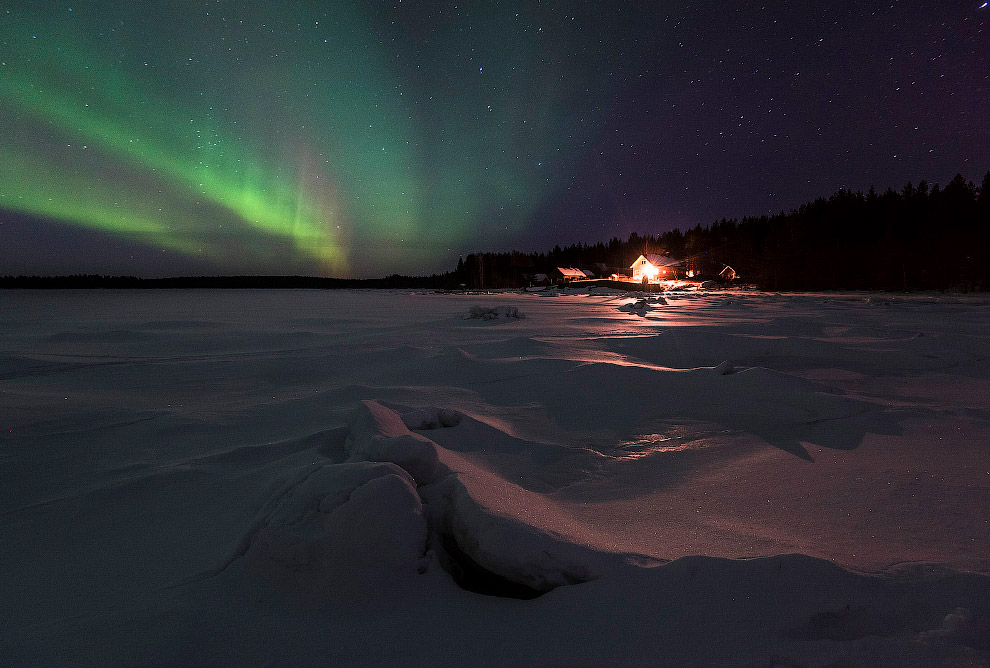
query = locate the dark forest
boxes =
[455,172,990,291]
[4,172,989,292]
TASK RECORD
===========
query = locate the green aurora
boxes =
[1,1,619,276]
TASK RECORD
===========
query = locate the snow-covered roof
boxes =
[630,253,681,269]
[556,267,586,279]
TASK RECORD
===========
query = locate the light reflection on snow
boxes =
[614,433,683,460]
[613,427,726,460]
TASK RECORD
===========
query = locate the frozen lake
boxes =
[2,288,989,666]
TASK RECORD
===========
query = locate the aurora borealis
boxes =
[2,1,988,277]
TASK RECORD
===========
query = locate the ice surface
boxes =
[2,288,989,666]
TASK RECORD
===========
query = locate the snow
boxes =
[2,288,989,666]
[345,400,442,484]
[465,304,525,320]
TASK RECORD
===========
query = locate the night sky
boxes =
[1,1,987,278]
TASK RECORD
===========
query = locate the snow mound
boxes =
[465,305,525,320]
[400,406,462,430]
[920,607,990,649]
[243,461,427,585]
[618,299,653,314]
[713,360,736,375]
[616,294,668,312]
[345,400,441,485]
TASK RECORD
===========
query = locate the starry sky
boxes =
[1,1,987,278]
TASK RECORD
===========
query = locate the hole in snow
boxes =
[435,531,550,600]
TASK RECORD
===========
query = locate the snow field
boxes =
[1,288,989,666]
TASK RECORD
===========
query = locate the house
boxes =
[630,254,682,282]
[554,267,587,283]
[719,265,738,282]
[523,272,550,286]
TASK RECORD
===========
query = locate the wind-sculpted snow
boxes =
[2,288,989,666]
[340,400,601,593]
[344,400,443,485]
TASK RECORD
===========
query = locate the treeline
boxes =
[5,172,988,292]
[453,172,990,291]
[0,273,459,290]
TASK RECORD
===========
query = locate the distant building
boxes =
[554,267,586,283]
[630,254,682,282]
[523,272,550,286]
[719,265,738,282]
